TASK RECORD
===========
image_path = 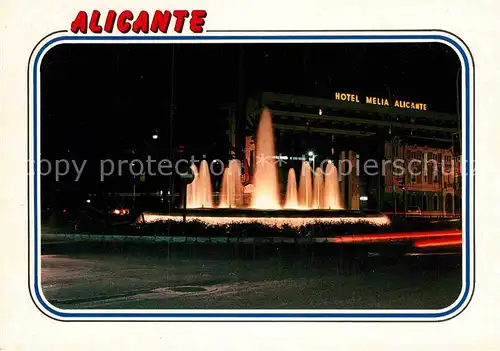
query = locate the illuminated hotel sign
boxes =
[333,92,428,111]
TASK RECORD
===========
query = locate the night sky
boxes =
[41,42,461,162]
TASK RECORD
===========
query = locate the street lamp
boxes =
[152,134,158,140]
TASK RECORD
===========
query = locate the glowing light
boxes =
[272,155,289,160]
[405,252,460,256]
[324,162,343,209]
[180,108,341,212]
[331,230,461,243]
[413,236,462,248]
[86,199,91,203]
[313,167,324,209]
[112,208,130,215]
[152,134,158,139]
[360,196,368,201]
[219,160,243,208]
[186,161,213,209]
[251,108,281,209]
[298,161,313,209]
[142,212,391,228]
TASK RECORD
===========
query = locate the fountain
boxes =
[313,167,324,209]
[298,161,313,209]
[186,160,212,208]
[324,162,342,210]
[148,107,390,228]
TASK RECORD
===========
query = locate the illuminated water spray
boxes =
[284,168,298,209]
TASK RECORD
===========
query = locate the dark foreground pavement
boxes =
[40,241,462,310]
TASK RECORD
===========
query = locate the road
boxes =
[40,242,462,310]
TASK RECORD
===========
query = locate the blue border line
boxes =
[32,34,472,319]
